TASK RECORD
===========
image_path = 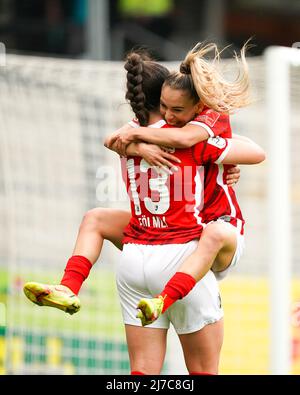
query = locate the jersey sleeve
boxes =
[191,137,232,165]
[188,108,231,137]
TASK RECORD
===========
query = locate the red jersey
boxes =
[191,111,245,235]
[122,116,232,245]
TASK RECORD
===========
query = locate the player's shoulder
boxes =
[192,107,229,127]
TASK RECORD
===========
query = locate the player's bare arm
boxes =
[222,138,266,165]
[126,142,180,172]
[105,127,181,170]
[232,133,260,144]
[117,124,210,150]
[104,123,134,149]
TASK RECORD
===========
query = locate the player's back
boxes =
[122,135,203,244]
[121,119,233,244]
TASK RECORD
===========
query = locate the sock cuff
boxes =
[162,271,196,300]
[66,255,92,279]
[175,272,196,285]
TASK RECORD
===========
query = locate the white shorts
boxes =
[209,221,245,281]
[116,240,224,335]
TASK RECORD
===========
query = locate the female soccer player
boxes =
[24,46,264,375]
[22,49,240,314]
[106,42,265,326]
[108,49,264,374]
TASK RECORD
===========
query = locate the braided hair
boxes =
[124,51,170,126]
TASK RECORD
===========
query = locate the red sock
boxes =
[159,272,196,313]
[131,371,145,375]
[60,255,92,295]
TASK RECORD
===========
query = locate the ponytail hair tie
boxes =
[179,62,191,75]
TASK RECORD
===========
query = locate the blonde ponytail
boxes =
[181,41,251,113]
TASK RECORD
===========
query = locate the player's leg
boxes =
[169,264,224,374]
[71,207,131,263]
[177,221,237,281]
[23,208,131,314]
[137,222,237,324]
[125,324,168,375]
[178,319,224,375]
[117,243,170,374]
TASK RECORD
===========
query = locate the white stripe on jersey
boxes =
[128,119,167,129]
[126,158,142,215]
[128,120,139,128]
[188,121,214,137]
[236,218,243,234]
[216,164,236,218]
[193,166,205,226]
[149,119,167,128]
[215,139,232,164]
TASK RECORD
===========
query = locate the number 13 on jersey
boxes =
[126,158,170,216]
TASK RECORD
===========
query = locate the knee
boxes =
[186,353,219,375]
[80,208,106,231]
[186,359,219,375]
[203,223,229,248]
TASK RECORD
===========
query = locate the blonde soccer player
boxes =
[22,48,240,314]
[106,47,264,374]
[106,42,264,327]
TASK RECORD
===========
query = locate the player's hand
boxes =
[105,128,136,156]
[104,130,119,149]
[138,143,181,174]
[226,165,240,187]
[104,124,135,152]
